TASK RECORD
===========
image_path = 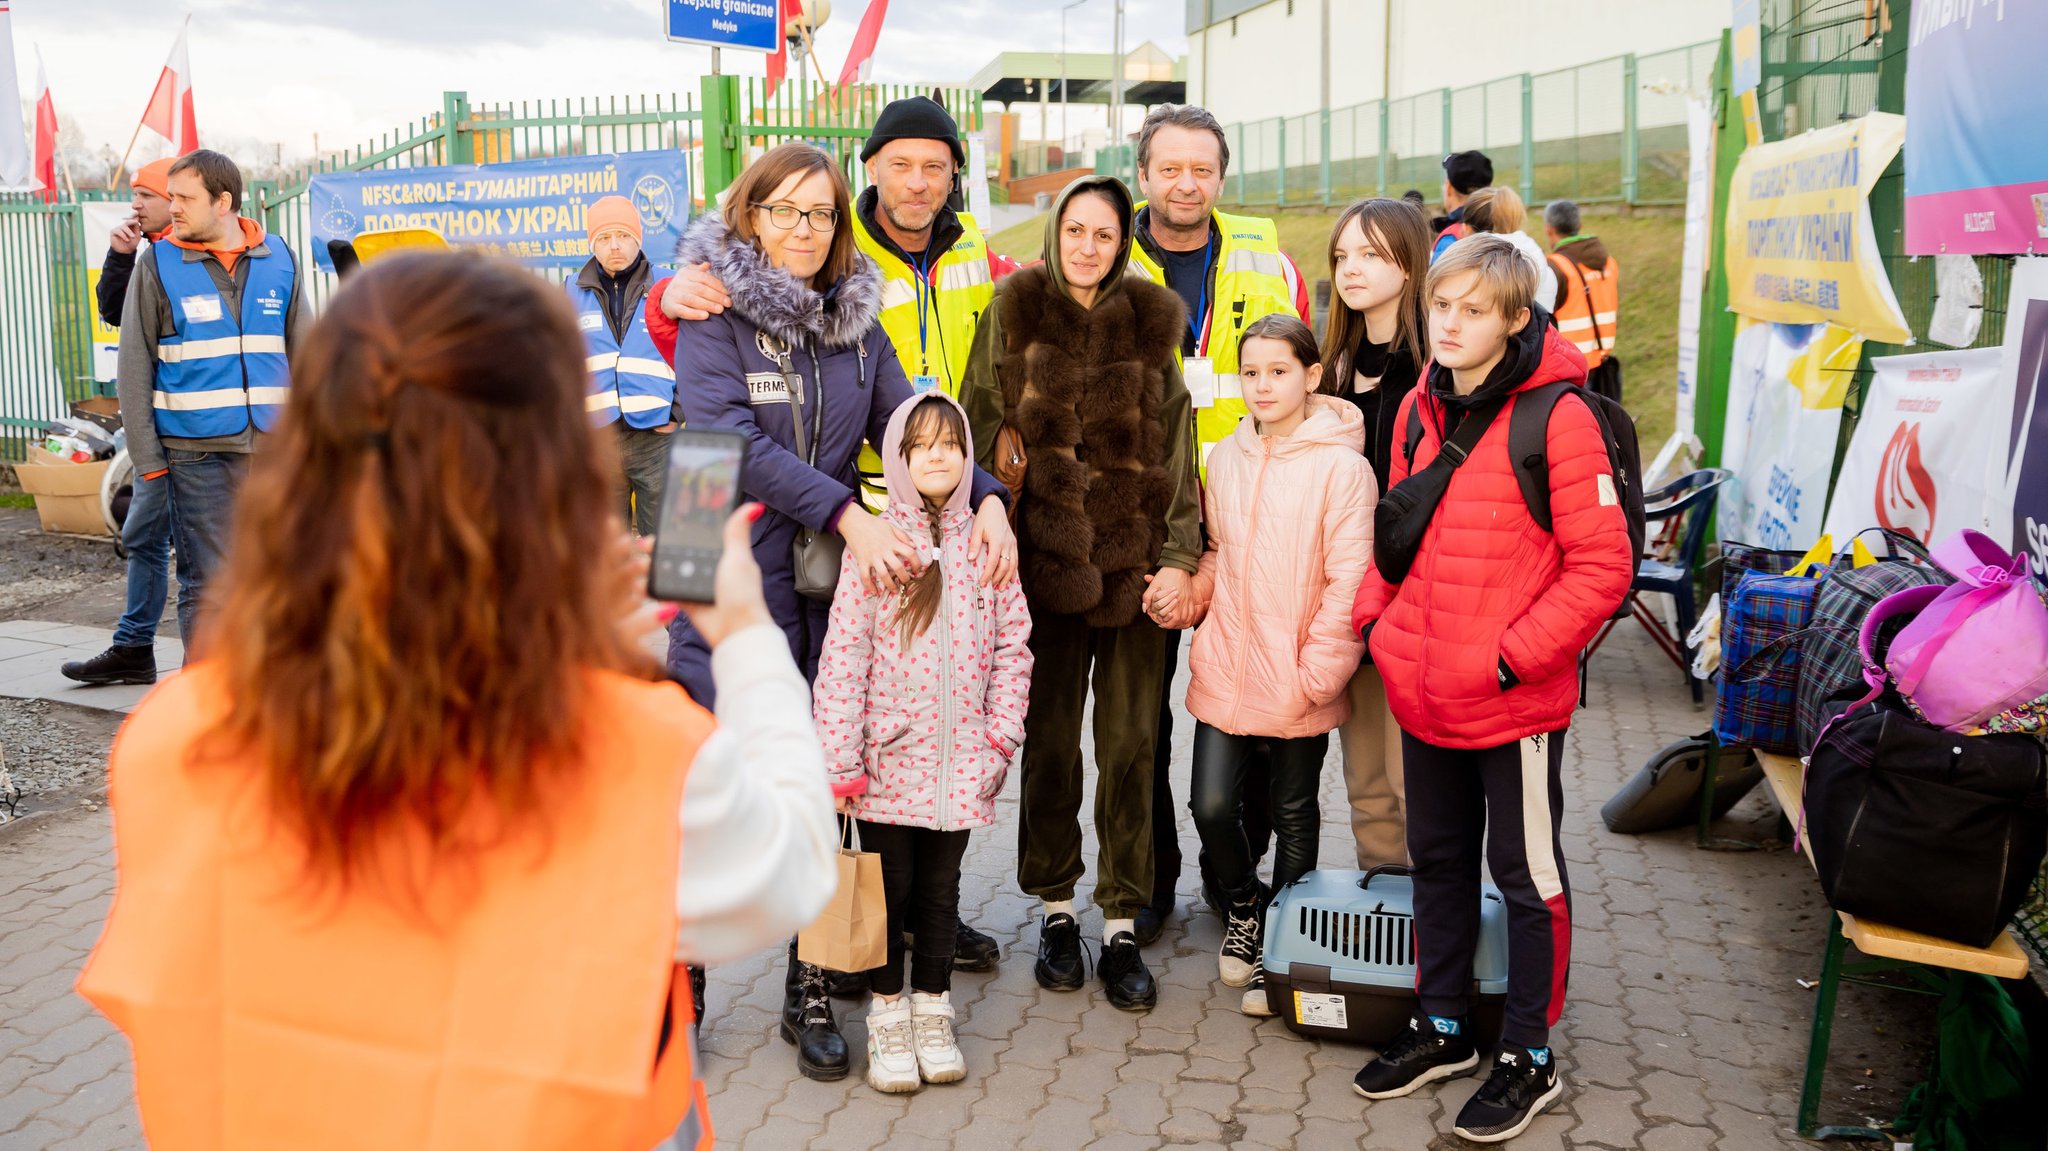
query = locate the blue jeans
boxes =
[165,449,249,647]
[111,469,182,648]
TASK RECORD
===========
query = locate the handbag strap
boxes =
[1427,393,1510,471]
[772,338,826,468]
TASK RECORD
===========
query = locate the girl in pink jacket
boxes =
[811,391,1033,1094]
[1181,315,1376,1017]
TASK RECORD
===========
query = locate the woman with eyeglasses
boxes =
[645,142,1018,1083]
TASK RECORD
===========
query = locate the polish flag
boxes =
[837,0,890,87]
[32,50,56,202]
[764,0,806,97]
[0,0,32,190]
[137,20,198,155]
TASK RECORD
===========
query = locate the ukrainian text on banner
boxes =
[1993,259,2048,578]
[307,151,689,272]
[1724,113,1910,345]
[1904,1,2048,256]
[1720,319,1862,551]
[1821,347,2004,547]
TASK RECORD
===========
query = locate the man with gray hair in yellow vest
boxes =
[655,95,1010,981]
[1125,103,1311,947]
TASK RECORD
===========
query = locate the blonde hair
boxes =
[1461,186,1527,236]
[1425,234,1537,320]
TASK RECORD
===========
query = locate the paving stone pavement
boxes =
[0,624,1932,1149]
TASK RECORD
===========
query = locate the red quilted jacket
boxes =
[1351,324,1633,749]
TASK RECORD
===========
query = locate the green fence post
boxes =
[1622,54,1640,204]
[1519,74,1535,205]
[1320,108,1332,208]
[698,74,743,203]
[1695,31,1747,473]
[1276,117,1288,207]
[1376,101,1389,196]
[1440,87,1452,153]
[440,92,473,165]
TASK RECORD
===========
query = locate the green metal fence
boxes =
[1101,38,1720,210]
[0,199,94,460]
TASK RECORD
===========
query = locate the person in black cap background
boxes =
[1430,150,1494,263]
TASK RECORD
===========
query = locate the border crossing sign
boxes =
[665,0,780,52]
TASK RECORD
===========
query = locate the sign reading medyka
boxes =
[665,0,780,51]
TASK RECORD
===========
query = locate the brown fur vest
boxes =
[997,268,1186,628]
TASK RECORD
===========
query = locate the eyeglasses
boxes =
[752,203,840,233]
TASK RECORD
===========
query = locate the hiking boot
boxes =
[826,968,871,1000]
[864,997,921,1094]
[1351,1014,1479,1100]
[908,991,967,1083]
[953,919,1000,972]
[59,644,156,687]
[1453,1047,1565,1143]
[1034,913,1085,991]
[1239,961,1274,1017]
[1133,900,1168,945]
[1218,894,1262,988]
[778,945,849,1081]
[1099,931,1158,1012]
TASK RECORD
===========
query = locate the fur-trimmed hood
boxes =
[675,213,883,349]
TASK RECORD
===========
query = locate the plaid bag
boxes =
[1716,562,1830,753]
[1793,529,1951,752]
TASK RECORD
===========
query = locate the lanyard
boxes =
[910,249,934,373]
[1187,235,1212,350]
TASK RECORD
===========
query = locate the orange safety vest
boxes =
[1547,252,1621,368]
[77,664,716,1151]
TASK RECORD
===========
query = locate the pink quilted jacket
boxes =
[1186,395,1377,738]
[811,392,1034,831]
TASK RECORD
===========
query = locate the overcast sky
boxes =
[11,0,1188,162]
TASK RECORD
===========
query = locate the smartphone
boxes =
[648,428,748,604]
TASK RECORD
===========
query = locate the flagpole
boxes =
[109,13,191,190]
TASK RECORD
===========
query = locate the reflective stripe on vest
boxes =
[571,278,677,429]
[1127,206,1297,478]
[1547,252,1621,368]
[852,211,995,509]
[151,240,294,439]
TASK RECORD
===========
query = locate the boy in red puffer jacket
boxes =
[1349,236,1632,1144]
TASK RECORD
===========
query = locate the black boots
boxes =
[953,918,1001,972]
[1099,931,1158,1012]
[778,942,849,1080]
[59,644,156,686]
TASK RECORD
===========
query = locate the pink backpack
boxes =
[1884,531,2048,732]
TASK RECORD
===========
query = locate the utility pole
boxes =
[1061,0,1089,166]
[1109,0,1125,172]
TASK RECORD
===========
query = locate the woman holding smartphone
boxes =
[642,142,1018,1084]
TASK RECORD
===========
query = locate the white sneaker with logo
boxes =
[909,991,968,1083]
[865,996,922,1094]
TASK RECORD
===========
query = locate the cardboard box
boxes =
[69,396,123,436]
[12,447,112,536]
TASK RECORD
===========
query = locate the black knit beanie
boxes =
[859,96,966,166]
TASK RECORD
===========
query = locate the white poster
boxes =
[82,201,133,383]
[1649,96,1716,484]
[1990,257,2048,574]
[1721,320,1864,550]
[1821,347,2004,547]
[965,133,991,227]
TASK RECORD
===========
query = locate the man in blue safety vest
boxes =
[569,194,675,536]
[115,148,301,651]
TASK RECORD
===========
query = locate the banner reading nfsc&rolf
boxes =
[1725,112,1910,345]
[308,151,689,272]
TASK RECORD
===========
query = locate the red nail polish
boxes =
[748,504,766,523]
[656,604,680,623]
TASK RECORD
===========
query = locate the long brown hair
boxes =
[722,143,859,292]
[894,397,966,650]
[203,253,651,884]
[1318,197,1429,391]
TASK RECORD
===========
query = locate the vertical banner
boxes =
[1648,96,1716,484]
[1730,0,1764,145]
[1994,259,2048,577]
[82,201,135,383]
[1720,320,1863,550]
[966,132,991,225]
[1904,0,2048,255]
[1820,347,2004,546]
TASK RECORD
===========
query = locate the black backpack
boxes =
[1406,381,1647,619]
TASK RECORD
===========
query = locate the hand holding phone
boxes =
[648,429,748,604]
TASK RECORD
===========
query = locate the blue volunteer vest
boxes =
[569,278,676,429]
[151,240,294,439]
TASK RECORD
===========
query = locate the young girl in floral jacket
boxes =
[811,391,1033,1095]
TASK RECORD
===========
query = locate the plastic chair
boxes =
[1580,468,1733,705]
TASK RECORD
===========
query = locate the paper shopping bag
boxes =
[796,822,889,974]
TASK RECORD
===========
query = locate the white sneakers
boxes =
[865,997,921,1093]
[909,991,967,1084]
[866,991,967,1092]
[1219,902,1262,988]
[1241,962,1274,1017]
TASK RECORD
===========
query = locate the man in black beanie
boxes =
[1430,149,1495,262]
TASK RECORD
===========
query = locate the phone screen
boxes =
[649,429,747,604]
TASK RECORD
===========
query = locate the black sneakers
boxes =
[954,918,1001,972]
[1132,901,1167,945]
[1218,895,1262,987]
[1098,931,1157,1012]
[1453,1047,1565,1143]
[59,644,156,686]
[1034,913,1085,991]
[1351,1014,1480,1099]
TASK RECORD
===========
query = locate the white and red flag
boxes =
[0,0,33,190]
[837,0,890,87]
[764,0,806,98]
[136,18,198,156]
[32,48,56,201]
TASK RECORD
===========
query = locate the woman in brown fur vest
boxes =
[960,175,1200,1012]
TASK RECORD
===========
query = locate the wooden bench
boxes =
[1754,751,2030,1139]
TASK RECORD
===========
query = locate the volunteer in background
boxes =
[1543,199,1621,367]
[570,194,675,536]
[1429,150,1494,262]
[114,149,302,652]
[62,157,183,688]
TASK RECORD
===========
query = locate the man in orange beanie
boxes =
[567,193,673,536]
[96,158,177,327]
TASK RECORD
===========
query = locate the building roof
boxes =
[971,41,1185,108]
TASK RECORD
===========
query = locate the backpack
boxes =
[1405,381,1646,619]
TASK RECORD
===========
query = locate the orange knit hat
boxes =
[134,158,176,199]
[586,195,642,243]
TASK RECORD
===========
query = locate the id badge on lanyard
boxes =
[1183,357,1218,409]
